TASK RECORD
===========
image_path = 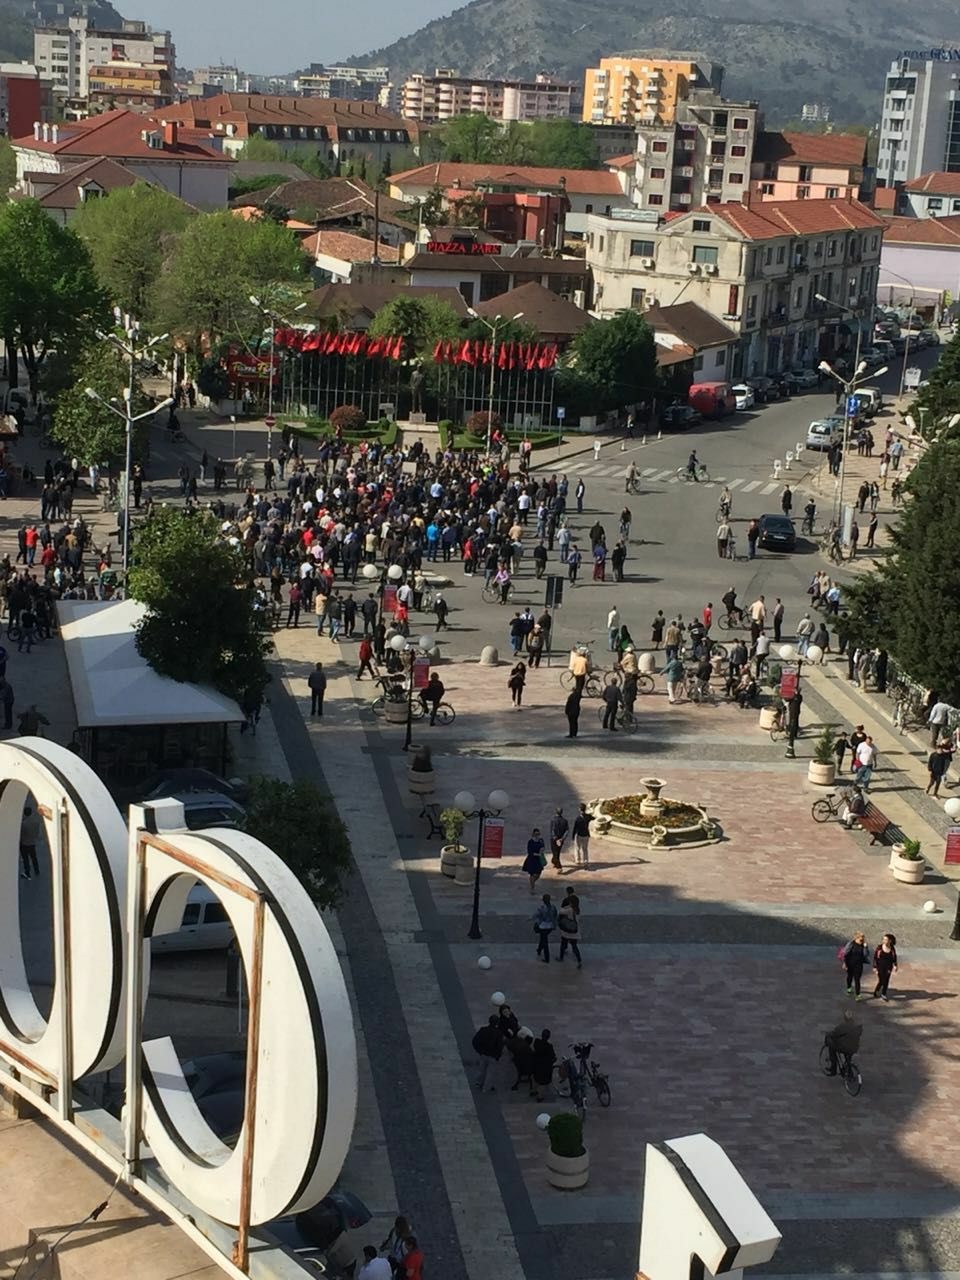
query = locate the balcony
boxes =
[674,193,693,205]
[674,164,694,178]
[766,304,788,325]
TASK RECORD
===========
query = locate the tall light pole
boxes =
[814,292,864,380]
[249,296,307,467]
[467,309,524,456]
[818,356,888,527]
[389,632,436,751]
[454,789,511,940]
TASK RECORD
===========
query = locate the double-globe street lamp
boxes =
[388,631,435,751]
[454,788,511,940]
[466,308,524,457]
[775,642,823,757]
[361,560,404,625]
[817,354,888,529]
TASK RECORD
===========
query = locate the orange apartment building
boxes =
[582,53,722,126]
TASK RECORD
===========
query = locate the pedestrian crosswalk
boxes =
[573,461,781,496]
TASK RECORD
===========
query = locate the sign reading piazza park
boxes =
[0,738,357,1261]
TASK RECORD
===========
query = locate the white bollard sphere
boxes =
[536,1113,551,1130]
[518,1025,533,1040]
[491,990,506,1006]
[477,955,492,970]
[923,900,939,913]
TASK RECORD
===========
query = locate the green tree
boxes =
[150,211,306,355]
[0,137,15,200]
[129,506,271,702]
[844,440,960,702]
[526,119,600,169]
[0,199,107,394]
[72,181,193,316]
[242,777,352,907]
[367,294,463,358]
[229,173,292,200]
[563,310,657,411]
[438,112,501,163]
[912,329,960,439]
[51,342,144,465]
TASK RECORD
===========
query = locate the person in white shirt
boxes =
[796,613,814,655]
[854,736,877,789]
[928,699,952,747]
[357,1246,392,1279]
[607,606,621,652]
[593,438,602,460]
[754,631,770,679]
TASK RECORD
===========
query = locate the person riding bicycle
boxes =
[802,499,816,534]
[493,563,512,604]
[823,1009,862,1075]
[618,645,638,677]
[687,617,709,659]
[718,486,733,520]
[625,462,638,494]
[568,646,590,693]
[418,672,446,725]
[693,654,713,696]
[720,586,743,625]
[687,451,700,481]
[619,506,632,539]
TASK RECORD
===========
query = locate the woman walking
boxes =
[522,827,546,894]
[873,932,898,1001]
[558,888,582,968]
[842,930,869,999]
[508,661,527,707]
[534,893,558,963]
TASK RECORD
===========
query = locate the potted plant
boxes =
[758,693,783,732]
[546,1112,589,1189]
[439,806,470,880]
[407,744,435,797]
[891,837,925,884]
[808,725,837,786]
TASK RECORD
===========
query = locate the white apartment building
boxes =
[400,69,576,123]
[878,52,960,186]
[34,15,175,99]
[585,197,884,377]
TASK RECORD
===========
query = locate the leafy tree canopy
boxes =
[150,211,306,354]
[433,113,601,169]
[242,776,352,908]
[0,199,108,393]
[367,295,463,356]
[561,309,657,412]
[51,341,148,466]
[910,329,960,440]
[129,507,271,702]
[0,137,15,201]
[72,181,193,317]
[844,440,960,702]
[238,134,331,179]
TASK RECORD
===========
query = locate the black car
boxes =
[757,513,797,551]
[660,404,702,429]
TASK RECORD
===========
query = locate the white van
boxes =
[150,882,235,953]
[806,417,843,450]
[852,387,884,417]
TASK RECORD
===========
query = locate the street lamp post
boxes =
[363,561,404,626]
[776,642,823,757]
[389,632,435,751]
[818,356,888,527]
[466,309,524,456]
[946,798,960,940]
[249,296,307,467]
[454,788,511,940]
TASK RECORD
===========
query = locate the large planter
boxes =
[758,706,780,731]
[638,652,657,675]
[384,699,408,725]
[453,851,475,885]
[440,842,466,878]
[891,849,925,884]
[807,761,836,787]
[408,767,435,796]
[546,1147,589,1190]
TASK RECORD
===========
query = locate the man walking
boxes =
[572,802,592,867]
[607,605,620,652]
[534,893,559,962]
[549,808,569,869]
[928,697,951,746]
[564,688,581,738]
[854,735,877,790]
[927,742,952,797]
[772,597,784,643]
[472,1014,504,1091]
[357,636,376,680]
[601,680,621,730]
[308,662,327,717]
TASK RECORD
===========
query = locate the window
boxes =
[693,355,704,371]
[204,902,230,925]
[732,116,749,130]
[692,245,718,265]
[727,284,739,314]
[588,233,594,247]
[651,140,668,152]
[630,238,655,256]
[692,218,711,231]
[953,200,960,213]
[827,238,837,258]
[795,286,804,307]
[180,903,201,927]
[585,203,593,213]
[746,295,757,317]
[648,193,663,206]
[715,349,726,366]
[797,186,810,199]
[760,182,774,195]
[650,167,665,178]
[598,235,604,251]
[776,246,785,263]
[630,287,645,308]
[798,165,813,182]
[764,247,773,265]
[826,187,839,199]
[731,144,747,157]
[710,142,726,157]
[728,173,744,184]
[928,197,943,211]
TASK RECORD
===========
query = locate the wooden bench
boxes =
[421,802,443,839]
[860,802,904,846]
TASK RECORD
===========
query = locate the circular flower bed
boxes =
[589,794,721,849]
[603,796,704,829]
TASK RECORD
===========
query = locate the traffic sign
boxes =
[845,396,859,418]
[556,406,566,420]
[545,575,564,608]
[264,415,277,428]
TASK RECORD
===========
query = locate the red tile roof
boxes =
[881,215,960,245]
[605,153,636,170]
[11,109,227,163]
[159,93,413,137]
[903,171,960,196]
[694,197,884,241]
[473,281,592,336]
[872,186,898,212]
[302,229,400,263]
[753,130,867,169]
[22,156,139,207]
[390,162,623,197]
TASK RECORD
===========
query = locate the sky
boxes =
[138,0,463,72]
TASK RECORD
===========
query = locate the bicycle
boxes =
[424,700,456,726]
[683,673,716,705]
[596,704,638,733]
[715,504,732,524]
[894,698,925,734]
[559,669,605,699]
[558,1041,611,1113]
[811,789,855,823]
[681,639,727,662]
[716,610,746,631]
[625,476,639,495]
[481,583,513,605]
[556,1055,587,1120]
[677,465,711,484]
[819,1043,862,1097]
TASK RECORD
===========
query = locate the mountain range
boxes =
[352,0,960,123]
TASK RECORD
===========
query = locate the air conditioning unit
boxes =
[687,262,701,274]
[703,263,719,275]
[572,289,586,308]
[641,256,656,269]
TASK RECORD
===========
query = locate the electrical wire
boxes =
[11,1167,124,1280]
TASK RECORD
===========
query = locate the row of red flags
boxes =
[271,328,559,370]
[432,339,558,370]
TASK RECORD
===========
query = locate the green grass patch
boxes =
[277,416,399,448]
[437,420,563,451]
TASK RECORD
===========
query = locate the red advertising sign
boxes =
[413,655,430,690]
[946,826,960,865]
[382,585,398,613]
[779,668,798,700]
[481,817,505,859]
[426,240,500,256]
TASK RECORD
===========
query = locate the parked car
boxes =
[806,416,844,450]
[890,335,909,355]
[688,380,737,418]
[757,513,797,551]
[916,329,940,347]
[150,882,235,953]
[784,367,819,390]
[875,318,900,339]
[746,376,779,402]
[859,348,885,368]
[871,339,895,363]
[731,382,755,410]
[660,404,702,429]
[851,387,884,418]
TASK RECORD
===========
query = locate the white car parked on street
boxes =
[731,383,755,410]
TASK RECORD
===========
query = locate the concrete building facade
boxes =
[878,53,960,186]
[582,53,721,126]
[33,15,175,99]
[400,69,577,123]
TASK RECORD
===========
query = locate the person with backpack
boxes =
[472,1014,504,1091]
[841,930,869,999]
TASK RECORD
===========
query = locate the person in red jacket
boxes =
[357,636,377,680]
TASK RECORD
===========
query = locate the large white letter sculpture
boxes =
[0,739,358,1241]
[638,1134,781,1280]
